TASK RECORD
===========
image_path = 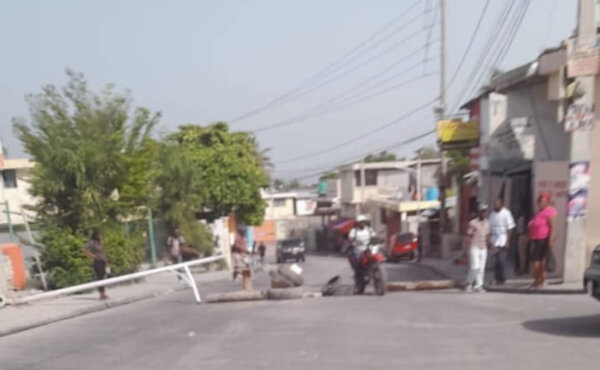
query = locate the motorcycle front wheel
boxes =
[372,263,387,296]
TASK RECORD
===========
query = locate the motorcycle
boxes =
[349,237,387,296]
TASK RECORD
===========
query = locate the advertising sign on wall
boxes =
[568,161,591,221]
[436,120,479,150]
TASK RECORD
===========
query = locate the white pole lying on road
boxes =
[16,255,225,305]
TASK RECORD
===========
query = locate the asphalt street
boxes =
[1,256,599,370]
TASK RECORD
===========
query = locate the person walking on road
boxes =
[464,204,491,293]
[166,228,185,265]
[489,198,515,285]
[232,229,248,281]
[529,193,557,289]
[258,242,266,269]
[82,229,109,300]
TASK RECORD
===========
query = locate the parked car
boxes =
[584,245,600,301]
[387,232,420,263]
[276,238,306,263]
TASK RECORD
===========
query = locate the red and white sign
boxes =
[565,103,594,132]
[469,148,480,171]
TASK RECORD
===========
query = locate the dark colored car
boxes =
[584,245,600,301]
[276,238,306,263]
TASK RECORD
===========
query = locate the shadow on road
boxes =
[522,314,600,338]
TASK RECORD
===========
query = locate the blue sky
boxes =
[0,0,577,180]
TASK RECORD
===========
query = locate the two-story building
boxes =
[0,157,36,235]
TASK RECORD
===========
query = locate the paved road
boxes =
[1,256,599,370]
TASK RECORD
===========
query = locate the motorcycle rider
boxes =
[348,214,376,273]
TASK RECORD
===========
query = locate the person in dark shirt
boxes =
[82,229,109,300]
[258,242,266,269]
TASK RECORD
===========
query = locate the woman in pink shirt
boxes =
[528,193,557,288]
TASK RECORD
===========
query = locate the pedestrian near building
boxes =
[82,229,109,300]
[529,193,557,289]
[464,204,491,293]
[489,198,515,285]
[258,242,266,269]
[232,229,248,281]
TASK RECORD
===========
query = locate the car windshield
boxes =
[396,233,414,243]
[280,239,302,248]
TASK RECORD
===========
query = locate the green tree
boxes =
[319,171,339,180]
[12,70,159,287]
[416,146,440,160]
[156,122,268,234]
[364,150,397,163]
[13,70,160,230]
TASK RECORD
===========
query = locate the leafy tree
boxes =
[156,122,268,232]
[286,178,301,190]
[364,150,397,163]
[319,171,339,180]
[13,70,160,231]
[416,146,440,160]
[12,70,158,287]
[448,149,470,178]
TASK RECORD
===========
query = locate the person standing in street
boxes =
[258,242,266,269]
[232,228,248,281]
[489,197,515,285]
[529,193,557,288]
[166,228,185,265]
[82,229,109,300]
[464,204,491,293]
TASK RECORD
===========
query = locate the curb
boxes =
[0,286,185,338]
[483,285,585,295]
[387,280,457,292]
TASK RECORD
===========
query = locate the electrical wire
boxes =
[448,0,517,114]
[273,98,436,165]
[445,0,491,91]
[228,0,425,123]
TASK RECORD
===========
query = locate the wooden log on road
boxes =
[387,279,457,292]
[205,290,265,303]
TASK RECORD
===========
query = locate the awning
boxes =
[331,219,355,234]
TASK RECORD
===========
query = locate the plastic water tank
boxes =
[424,187,440,201]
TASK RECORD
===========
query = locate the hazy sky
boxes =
[0,0,577,180]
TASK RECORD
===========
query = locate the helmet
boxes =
[356,214,367,223]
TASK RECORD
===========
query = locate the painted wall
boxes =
[264,197,295,220]
[0,168,36,226]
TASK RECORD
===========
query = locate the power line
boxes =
[244,21,434,130]
[228,0,425,123]
[253,65,438,133]
[289,128,436,180]
[463,0,530,102]
[445,0,491,90]
[274,98,436,164]
[448,0,517,113]
[249,37,437,133]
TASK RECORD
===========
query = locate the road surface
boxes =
[1,256,599,370]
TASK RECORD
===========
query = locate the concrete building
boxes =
[0,157,36,232]
[338,160,441,219]
[460,0,600,282]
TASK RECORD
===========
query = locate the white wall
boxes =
[340,170,355,203]
[0,168,36,226]
[264,197,295,220]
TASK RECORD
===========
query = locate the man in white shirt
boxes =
[348,214,375,271]
[489,198,516,285]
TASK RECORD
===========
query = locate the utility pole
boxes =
[360,159,366,215]
[438,0,448,234]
